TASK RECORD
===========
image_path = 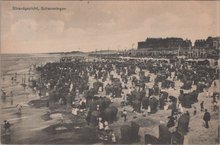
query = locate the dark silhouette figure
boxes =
[200,101,204,111]
[203,109,211,128]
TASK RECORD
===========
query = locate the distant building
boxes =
[212,37,220,49]
[123,36,219,59]
[191,36,220,59]
[137,37,192,50]
[194,36,220,49]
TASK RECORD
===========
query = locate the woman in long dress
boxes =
[178,103,184,113]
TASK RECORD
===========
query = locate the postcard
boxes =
[1,1,219,144]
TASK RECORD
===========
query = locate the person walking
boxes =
[200,101,204,111]
[11,77,14,85]
[185,111,190,132]
[214,80,217,87]
[203,109,211,128]
[111,133,116,144]
[10,91,13,105]
[122,109,127,122]
[4,120,11,133]
[3,120,11,144]
[14,73,17,83]
[206,89,210,98]
[16,104,22,114]
[193,106,197,116]
[212,94,217,103]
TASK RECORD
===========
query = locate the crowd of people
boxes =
[1,56,219,144]
[30,56,219,143]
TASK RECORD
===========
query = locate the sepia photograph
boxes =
[0,1,220,144]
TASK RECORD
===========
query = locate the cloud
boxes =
[1,1,219,53]
[98,19,116,29]
[11,19,38,40]
[49,20,65,34]
[64,27,86,37]
[38,20,65,38]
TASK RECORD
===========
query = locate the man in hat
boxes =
[203,109,211,128]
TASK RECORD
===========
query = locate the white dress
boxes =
[178,103,184,113]
[98,122,104,130]
[147,106,151,113]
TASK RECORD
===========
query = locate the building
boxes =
[137,37,192,50]
[212,37,220,49]
[194,36,220,49]
[192,36,220,59]
[123,36,219,59]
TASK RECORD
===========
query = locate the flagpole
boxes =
[178,44,180,57]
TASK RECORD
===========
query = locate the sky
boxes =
[1,1,220,53]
